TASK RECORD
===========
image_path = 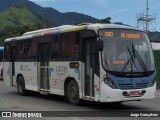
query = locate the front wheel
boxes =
[17,76,27,96]
[67,80,80,105]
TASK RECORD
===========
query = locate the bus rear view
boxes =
[99,28,156,102]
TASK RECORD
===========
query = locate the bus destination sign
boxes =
[104,31,141,40]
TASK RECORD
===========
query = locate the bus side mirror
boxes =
[97,40,103,51]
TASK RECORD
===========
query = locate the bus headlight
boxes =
[103,76,117,89]
[150,78,156,87]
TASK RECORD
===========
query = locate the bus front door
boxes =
[83,39,95,98]
[38,43,50,93]
[3,43,16,86]
[10,45,17,86]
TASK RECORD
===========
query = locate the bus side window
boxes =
[60,34,67,59]
[74,32,80,60]
[27,39,37,60]
[60,32,77,60]
[4,43,10,62]
[51,35,59,59]
[17,41,24,60]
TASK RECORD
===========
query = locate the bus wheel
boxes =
[17,76,27,96]
[67,80,80,105]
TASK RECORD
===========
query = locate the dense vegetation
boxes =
[0,23,50,45]
[0,5,42,29]
[154,50,160,89]
[0,5,52,46]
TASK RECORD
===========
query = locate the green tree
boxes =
[97,17,111,24]
[75,20,86,25]
[0,22,52,46]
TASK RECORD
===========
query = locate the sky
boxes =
[29,0,160,31]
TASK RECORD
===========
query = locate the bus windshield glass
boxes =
[99,29,155,73]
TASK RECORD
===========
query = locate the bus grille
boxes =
[118,83,148,89]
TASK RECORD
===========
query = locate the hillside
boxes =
[0,5,43,29]
[0,0,97,26]
[0,0,98,46]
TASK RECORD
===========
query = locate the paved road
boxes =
[0,80,160,120]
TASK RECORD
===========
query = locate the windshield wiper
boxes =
[120,43,148,74]
[132,43,148,72]
[120,47,136,73]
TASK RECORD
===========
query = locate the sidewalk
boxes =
[156,89,160,96]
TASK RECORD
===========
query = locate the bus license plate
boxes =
[130,91,140,96]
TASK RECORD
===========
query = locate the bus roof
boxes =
[5,23,144,42]
[23,25,75,36]
[87,23,142,31]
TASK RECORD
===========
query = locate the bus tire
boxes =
[17,76,27,96]
[67,80,80,105]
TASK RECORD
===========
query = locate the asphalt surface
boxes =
[0,80,160,120]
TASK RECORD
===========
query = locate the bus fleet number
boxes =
[56,66,68,73]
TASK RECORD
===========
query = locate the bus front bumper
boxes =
[100,82,156,103]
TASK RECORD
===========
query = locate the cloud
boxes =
[108,8,129,15]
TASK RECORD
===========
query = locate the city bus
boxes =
[3,24,156,105]
[0,46,4,79]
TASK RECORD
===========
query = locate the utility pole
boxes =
[146,0,149,33]
[137,0,156,32]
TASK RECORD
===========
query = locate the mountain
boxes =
[0,0,97,26]
[0,0,26,11]
[0,5,43,29]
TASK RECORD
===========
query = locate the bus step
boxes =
[84,96,95,101]
[40,89,50,95]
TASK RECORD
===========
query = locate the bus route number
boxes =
[105,32,113,38]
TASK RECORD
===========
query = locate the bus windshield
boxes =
[99,29,155,74]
